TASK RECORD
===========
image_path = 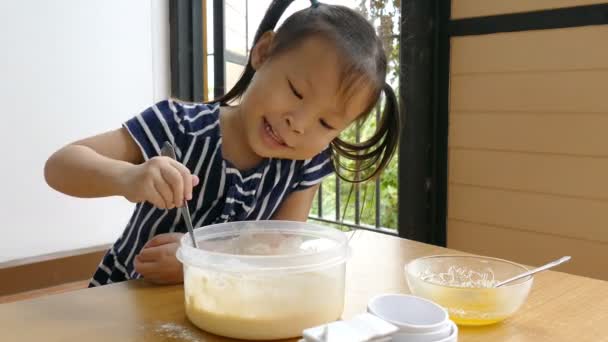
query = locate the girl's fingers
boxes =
[134,256,158,275]
[168,160,192,202]
[144,233,183,248]
[192,175,200,187]
[146,183,167,209]
[136,245,165,262]
[160,164,184,207]
[153,174,174,209]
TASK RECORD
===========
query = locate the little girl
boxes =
[45,0,399,286]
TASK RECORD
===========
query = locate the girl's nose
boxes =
[284,115,305,134]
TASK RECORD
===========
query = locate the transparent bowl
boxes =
[405,255,533,326]
[176,220,351,340]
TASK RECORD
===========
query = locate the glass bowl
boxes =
[405,255,533,326]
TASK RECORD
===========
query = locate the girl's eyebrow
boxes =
[300,73,351,120]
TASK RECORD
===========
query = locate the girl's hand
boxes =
[134,233,184,285]
[120,157,199,209]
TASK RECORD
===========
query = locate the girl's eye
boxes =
[287,79,303,100]
[320,119,335,130]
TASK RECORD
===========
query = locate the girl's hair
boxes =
[215,0,400,183]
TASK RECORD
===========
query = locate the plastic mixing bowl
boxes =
[405,255,533,326]
[176,220,351,340]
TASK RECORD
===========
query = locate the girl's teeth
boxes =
[265,121,284,145]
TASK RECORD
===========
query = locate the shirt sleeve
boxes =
[122,100,218,161]
[292,147,335,191]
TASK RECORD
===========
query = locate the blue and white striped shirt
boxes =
[89,100,334,286]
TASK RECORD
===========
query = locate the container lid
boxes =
[176,220,351,274]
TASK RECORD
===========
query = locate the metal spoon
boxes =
[160,142,198,248]
[494,256,571,287]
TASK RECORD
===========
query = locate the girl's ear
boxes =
[250,31,275,70]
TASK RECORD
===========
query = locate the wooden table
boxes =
[1,231,607,341]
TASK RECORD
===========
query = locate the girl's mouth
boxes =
[263,117,289,147]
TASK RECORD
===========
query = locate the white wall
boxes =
[0,0,169,262]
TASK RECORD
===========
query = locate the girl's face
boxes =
[238,33,374,161]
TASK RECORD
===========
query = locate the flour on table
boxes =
[154,322,204,341]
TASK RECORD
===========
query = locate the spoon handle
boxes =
[160,142,198,248]
[181,199,198,248]
[495,256,571,287]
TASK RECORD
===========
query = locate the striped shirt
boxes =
[89,100,334,286]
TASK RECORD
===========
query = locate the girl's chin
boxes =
[248,139,276,158]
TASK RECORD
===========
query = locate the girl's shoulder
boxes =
[165,99,220,114]
[124,99,223,161]
[290,147,334,191]
[151,99,222,136]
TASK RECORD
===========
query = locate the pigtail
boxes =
[377,82,400,172]
[331,83,400,183]
[214,0,296,105]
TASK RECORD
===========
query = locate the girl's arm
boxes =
[44,128,142,198]
[44,127,197,209]
[271,184,320,221]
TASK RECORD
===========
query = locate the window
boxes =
[175,0,447,244]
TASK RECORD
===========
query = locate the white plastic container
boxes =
[367,294,449,334]
[176,220,351,340]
